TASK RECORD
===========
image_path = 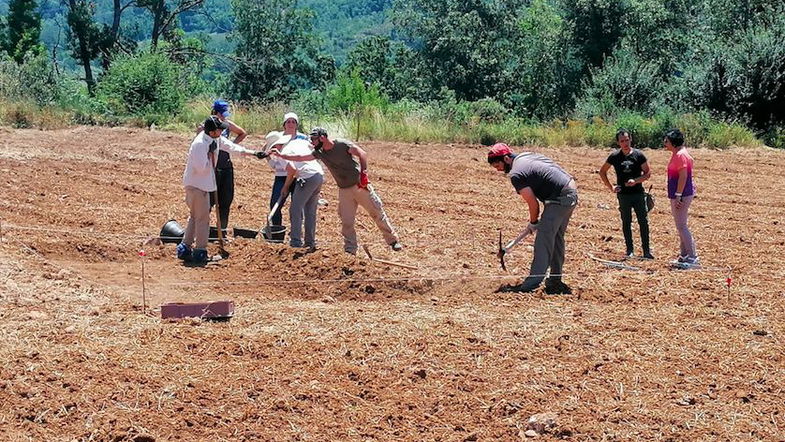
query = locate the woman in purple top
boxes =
[664,129,698,269]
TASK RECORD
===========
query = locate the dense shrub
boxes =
[324,69,389,113]
[96,51,185,124]
[0,52,60,105]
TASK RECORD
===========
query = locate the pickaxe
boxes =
[497,228,532,271]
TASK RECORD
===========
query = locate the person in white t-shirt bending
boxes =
[268,133,324,250]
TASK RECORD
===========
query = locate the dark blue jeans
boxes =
[269,176,294,226]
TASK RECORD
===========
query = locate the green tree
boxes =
[4,0,45,63]
[559,0,626,69]
[229,0,333,102]
[0,16,6,57]
[509,0,583,119]
[136,0,204,49]
[345,36,431,101]
[685,11,785,130]
[64,0,113,95]
[391,0,526,101]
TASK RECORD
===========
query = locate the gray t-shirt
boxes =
[509,153,572,201]
[312,139,360,188]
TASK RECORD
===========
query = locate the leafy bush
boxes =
[0,52,60,105]
[576,48,667,119]
[96,51,185,124]
[468,98,508,124]
[325,69,389,113]
[705,122,760,149]
[763,127,785,149]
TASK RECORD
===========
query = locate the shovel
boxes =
[262,174,294,239]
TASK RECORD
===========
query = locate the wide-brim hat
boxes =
[264,131,292,151]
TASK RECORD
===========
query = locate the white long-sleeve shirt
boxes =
[183,133,255,191]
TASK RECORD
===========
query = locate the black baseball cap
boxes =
[203,116,228,133]
[310,127,328,137]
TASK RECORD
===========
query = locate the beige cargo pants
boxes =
[338,184,398,254]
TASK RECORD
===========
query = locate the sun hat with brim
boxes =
[264,132,292,151]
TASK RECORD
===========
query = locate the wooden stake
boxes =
[362,245,418,270]
[140,250,147,314]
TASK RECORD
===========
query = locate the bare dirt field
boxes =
[1,126,784,441]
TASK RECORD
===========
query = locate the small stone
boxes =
[526,412,557,434]
[5,279,19,292]
[524,430,538,437]
[64,326,76,334]
[26,311,48,321]
[677,396,696,406]
[321,296,336,303]
[753,330,768,336]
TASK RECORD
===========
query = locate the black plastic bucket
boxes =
[233,227,259,239]
[262,225,286,242]
[160,219,185,243]
[161,220,221,243]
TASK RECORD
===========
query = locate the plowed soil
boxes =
[1,126,784,441]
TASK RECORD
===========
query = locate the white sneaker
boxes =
[684,257,700,269]
[671,255,687,265]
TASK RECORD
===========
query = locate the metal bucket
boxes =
[261,225,286,242]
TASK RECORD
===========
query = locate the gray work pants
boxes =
[670,195,697,259]
[289,174,324,248]
[518,187,578,290]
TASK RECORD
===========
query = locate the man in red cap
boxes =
[488,143,578,294]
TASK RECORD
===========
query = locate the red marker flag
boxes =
[139,250,147,257]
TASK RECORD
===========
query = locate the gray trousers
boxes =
[519,187,578,290]
[289,174,324,248]
[617,192,650,254]
[670,195,697,259]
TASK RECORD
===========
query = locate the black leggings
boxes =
[209,167,234,231]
